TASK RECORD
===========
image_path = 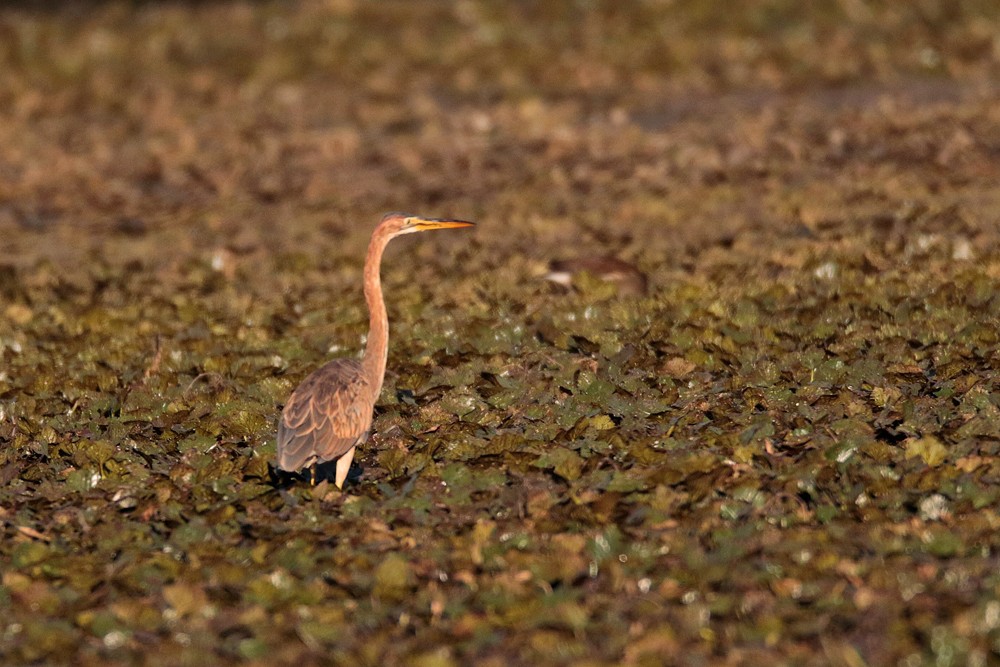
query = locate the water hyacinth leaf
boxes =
[2,4,1000,666]
[586,414,615,431]
[906,436,948,467]
[162,583,209,618]
[604,470,648,493]
[532,448,585,481]
[12,542,50,569]
[373,554,414,600]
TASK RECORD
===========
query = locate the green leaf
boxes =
[905,435,948,467]
[533,448,584,481]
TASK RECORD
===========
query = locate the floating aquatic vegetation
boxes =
[2,1,1000,665]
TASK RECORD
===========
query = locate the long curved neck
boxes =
[361,225,393,397]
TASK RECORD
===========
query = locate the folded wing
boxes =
[277,359,374,471]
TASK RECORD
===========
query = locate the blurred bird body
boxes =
[276,213,474,488]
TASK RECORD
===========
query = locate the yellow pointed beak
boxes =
[408,216,476,231]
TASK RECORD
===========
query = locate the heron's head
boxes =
[380,212,475,238]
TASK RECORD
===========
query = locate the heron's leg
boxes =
[335,446,357,490]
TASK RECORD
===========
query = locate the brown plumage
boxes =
[277,359,372,472]
[276,213,475,488]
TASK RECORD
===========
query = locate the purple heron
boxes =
[277,213,475,488]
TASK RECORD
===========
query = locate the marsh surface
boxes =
[2,2,1000,665]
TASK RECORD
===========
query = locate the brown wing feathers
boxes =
[277,359,373,471]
